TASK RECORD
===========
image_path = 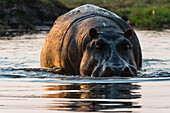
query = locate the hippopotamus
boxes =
[40,4,142,77]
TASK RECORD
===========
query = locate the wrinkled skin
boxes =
[80,28,138,77]
[40,4,142,77]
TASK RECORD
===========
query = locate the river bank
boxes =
[0,0,68,36]
[0,0,169,37]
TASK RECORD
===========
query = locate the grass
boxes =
[57,0,170,29]
[130,6,170,29]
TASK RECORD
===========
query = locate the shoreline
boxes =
[1,27,169,38]
[0,0,169,35]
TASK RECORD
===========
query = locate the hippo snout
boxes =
[121,65,137,76]
[91,65,137,77]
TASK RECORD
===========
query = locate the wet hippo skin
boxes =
[40,4,142,77]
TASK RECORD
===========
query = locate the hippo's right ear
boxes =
[89,28,97,38]
[124,28,132,39]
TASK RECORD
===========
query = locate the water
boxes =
[0,30,170,113]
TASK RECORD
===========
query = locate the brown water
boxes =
[0,30,170,113]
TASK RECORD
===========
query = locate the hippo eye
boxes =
[124,44,131,49]
[122,40,132,50]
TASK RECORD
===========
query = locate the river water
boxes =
[0,30,170,113]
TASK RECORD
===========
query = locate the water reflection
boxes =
[41,83,141,112]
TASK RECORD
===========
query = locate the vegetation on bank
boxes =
[0,0,169,30]
[57,0,170,30]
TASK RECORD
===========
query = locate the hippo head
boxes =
[80,28,137,77]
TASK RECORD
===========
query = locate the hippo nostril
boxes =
[99,66,113,77]
[122,66,133,76]
[105,66,111,72]
[124,67,130,73]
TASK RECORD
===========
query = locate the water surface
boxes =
[0,30,170,113]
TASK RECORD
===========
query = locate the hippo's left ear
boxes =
[89,28,97,38]
[124,28,132,39]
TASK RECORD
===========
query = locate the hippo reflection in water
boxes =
[40,4,142,77]
[41,83,141,112]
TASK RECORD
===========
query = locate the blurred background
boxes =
[0,0,169,36]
